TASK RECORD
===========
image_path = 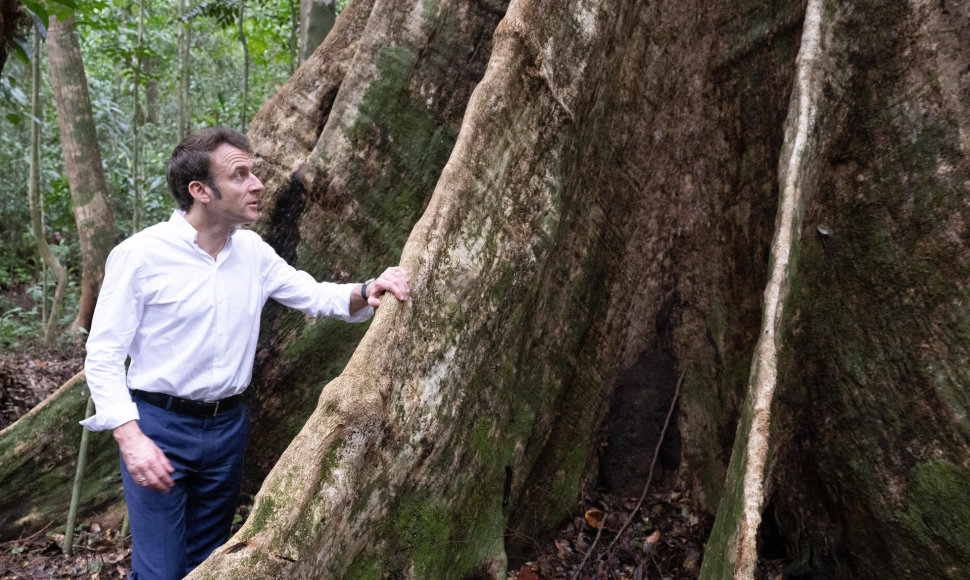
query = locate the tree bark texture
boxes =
[2,0,968,578]
[704,0,970,577]
[195,0,791,576]
[240,0,506,489]
[0,0,21,78]
[0,375,122,535]
[28,26,68,348]
[298,0,335,62]
[46,11,119,331]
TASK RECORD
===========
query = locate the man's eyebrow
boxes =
[227,160,253,174]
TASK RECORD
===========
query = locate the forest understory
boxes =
[0,351,782,580]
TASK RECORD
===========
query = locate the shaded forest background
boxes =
[0,0,341,354]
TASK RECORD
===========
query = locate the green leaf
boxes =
[5,113,21,125]
[30,13,49,39]
[12,38,31,65]
[21,0,50,27]
[8,86,28,107]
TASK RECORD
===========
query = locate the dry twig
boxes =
[603,369,686,558]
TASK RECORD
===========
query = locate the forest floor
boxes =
[0,352,783,580]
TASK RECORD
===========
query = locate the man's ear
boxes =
[188,181,211,204]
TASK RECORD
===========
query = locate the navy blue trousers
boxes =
[121,399,250,580]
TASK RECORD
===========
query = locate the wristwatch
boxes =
[361,278,376,300]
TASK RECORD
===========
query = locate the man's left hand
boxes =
[366,266,410,307]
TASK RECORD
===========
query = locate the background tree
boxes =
[298,0,332,62]
[131,0,145,232]
[26,26,68,347]
[177,0,190,138]
[46,7,118,331]
[237,0,248,131]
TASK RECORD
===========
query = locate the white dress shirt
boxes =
[82,211,372,431]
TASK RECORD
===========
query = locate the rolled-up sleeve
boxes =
[81,245,144,431]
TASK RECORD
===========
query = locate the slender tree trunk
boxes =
[288,0,297,74]
[144,57,158,124]
[46,11,118,331]
[27,27,67,348]
[131,0,144,233]
[238,0,249,132]
[177,0,191,138]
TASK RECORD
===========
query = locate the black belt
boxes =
[131,389,243,418]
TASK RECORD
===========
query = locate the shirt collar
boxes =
[169,210,238,246]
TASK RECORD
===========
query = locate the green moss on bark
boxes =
[0,378,122,539]
[899,460,970,568]
[768,32,970,574]
[344,44,459,267]
[241,496,276,539]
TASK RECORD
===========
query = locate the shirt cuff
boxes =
[328,282,374,322]
[348,304,375,323]
[79,400,140,431]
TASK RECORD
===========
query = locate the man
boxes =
[82,127,410,579]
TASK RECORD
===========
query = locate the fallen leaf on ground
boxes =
[516,564,539,580]
[555,538,573,558]
[585,508,604,529]
[575,530,588,551]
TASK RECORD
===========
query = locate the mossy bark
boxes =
[2,1,968,578]
[192,0,793,576]
[240,0,507,488]
[753,0,970,577]
[0,374,122,536]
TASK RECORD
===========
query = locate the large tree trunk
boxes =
[2,1,968,578]
[47,11,119,331]
[705,0,970,577]
[239,0,505,488]
[196,0,786,575]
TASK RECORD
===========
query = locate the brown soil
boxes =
[0,354,84,431]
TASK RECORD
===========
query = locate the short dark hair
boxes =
[166,127,251,210]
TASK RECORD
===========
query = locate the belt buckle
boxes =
[212,400,220,417]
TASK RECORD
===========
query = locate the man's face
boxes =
[203,143,264,226]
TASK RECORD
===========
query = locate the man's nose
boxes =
[249,174,264,192]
